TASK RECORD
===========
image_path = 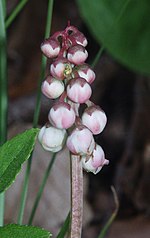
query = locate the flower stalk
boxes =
[70,154,83,238]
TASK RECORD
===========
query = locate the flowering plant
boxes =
[0,1,118,238]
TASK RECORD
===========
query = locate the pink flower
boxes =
[82,144,109,174]
[82,106,107,134]
[38,125,67,152]
[76,64,95,84]
[48,102,76,129]
[50,57,72,79]
[67,77,92,103]
[41,38,60,58]
[67,125,95,155]
[67,45,88,65]
[42,75,64,99]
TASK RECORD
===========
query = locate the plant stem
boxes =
[91,45,105,68]
[28,153,57,225]
[70,154,83,238]
[17,0,54,224]
[0,0,7,226]
[33,0,54,127]
[2,0,6,18]
[5,0,29,29]
[17,157,32,224]
[56,212,70,238]
[98,186,119,238]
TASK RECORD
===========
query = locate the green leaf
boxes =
[77,0,150,75]
[0,224,51,238]
[0,128,39,193]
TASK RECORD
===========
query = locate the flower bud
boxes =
[48,102,76,129]
[82,144,109,174]
[67,45,88,65]
[67,77,92,103]
[76,64,95,84]
[50,57,72,79]
[38,125,67,152]
[67,125,95,155]
[42,75,64,99]
[41,38,60,58]
[82,106,107,134]
[70,31,88,47]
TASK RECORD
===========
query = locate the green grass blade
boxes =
[5,0,29,29]
[56,212,70,238]
[98,187,119,238]
[28,153,57,225]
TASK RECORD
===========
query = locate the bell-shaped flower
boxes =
[48,102,76,129]
[67,77,92,103]
[38,125,67,152]
[76,64,95,84]
[42,75,64,99]
[41,38,60,58]
[67,125,95,155]
[67,45,88,65]
[82,144,109,174]
[50,57,72,79]
[82,105,107,134]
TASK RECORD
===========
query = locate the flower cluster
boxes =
[38,25,109,174]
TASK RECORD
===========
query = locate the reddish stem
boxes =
[70,154,83,238]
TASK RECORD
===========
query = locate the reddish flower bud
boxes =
[69,32,88,47]
[48,102,76,129]
[50,57,72,79]
[67,77,92,103]
[38,125,67,152]
[76,64,95,84]
[82,106,107,134]
[42,75,64,99]
[67,45,88,65]
[82,144,109,174]
[67,125,95,155]
[41,38,60,58]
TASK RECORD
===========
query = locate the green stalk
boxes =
[98,187,119,238]
[28,153,57,225]
[91,46,104,68]
[0,0,7,226]
[17,157,32,224]
[2,0,6,18]
[5,0,29,29]
[17,0,54,224]
[33,0,54,127]
[56,212,70,238]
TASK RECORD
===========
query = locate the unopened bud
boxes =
[67,45,88,65]
[76,64,95,84]
[67,77,92,103]
[82,144,109,174]
[38,125,67,152]
[42,75,64,99]
[41,38,60,58]
[82,106,107,134]
[48,102,76,129]
[67,125,95,155]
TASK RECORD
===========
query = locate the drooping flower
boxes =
[82,105,107,134]
[67,125,95,155]
[48,102,76,129]
[67,77,92,103]
[42,75,64,99]
[82,144,109,174]
[38,125,67,152]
